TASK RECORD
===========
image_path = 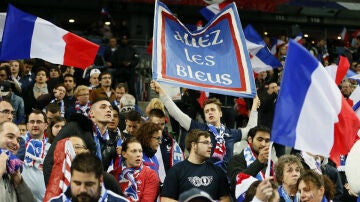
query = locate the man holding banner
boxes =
[151,80,260,172]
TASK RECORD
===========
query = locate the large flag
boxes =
[244,24,282,73]
[199,1,230,21]
[324,56,350,85]
[152,1,256,97]
[0,5,99,69]
[271,40,360,166]
[0,13,6,42]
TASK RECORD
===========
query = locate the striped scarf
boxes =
[119,161,143,201]
[75,101,91,118]
[208,124,227,162]
[24,132,47,170]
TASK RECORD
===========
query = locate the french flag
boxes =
[199,1,230,21]
[0,5,99,69]
[324,56,350,85]
[271,40,360,166]
[235,172,258,202]
[244,24,282,73]
[350,84,360,119]
[270,37,285,55]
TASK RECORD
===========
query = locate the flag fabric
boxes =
[152,1,256,98]
[324,56,350,85]
[0,5,99,69]
[293,32,303,44]
[244,24,282,73]
[340,27,348,41]
[199,1,230,21]
[270,37,286,55]
[271,40,360,166]
[0,13,6,42]
[235,172,258,201]
[350,83,360,119]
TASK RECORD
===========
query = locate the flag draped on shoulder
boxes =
[271,40,360,166]
[244,24,282,73]
[0,5,99,69]
[152,1,256,98]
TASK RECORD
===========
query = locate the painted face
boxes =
[0,122,20,154]
[107,109,119,130]
[282,163,301,187]
[203,103,222,126]
[298,180,324,202]
[248,131,270,154]
[76,89,90,105]
[89,100,113,124]
[149,116,166,131]
[0,101,15,123]
[51,121,66,137]
[122,142,143,168]
[125,120,140,136]
[27,113,47,139]
[194,136,212,160]
[115,87,126,101]
[54,86,66,100]
[70,170,101,202]
[149,130,162,151]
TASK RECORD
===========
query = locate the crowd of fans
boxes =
[0,21,360,202]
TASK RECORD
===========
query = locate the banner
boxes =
[152,1,256,98]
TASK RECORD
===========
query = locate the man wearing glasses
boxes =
[21,110,48,201]
[161,129,231,202]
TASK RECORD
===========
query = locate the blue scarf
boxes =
[93,125,109,160]
[142,152,159,173]
[243,144,273,180]
[0,148,23,174]
[24,132,47,169]
[278,185,298,202]
[119,161,143,201]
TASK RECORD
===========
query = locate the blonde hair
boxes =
[74,85,89,97]
[145,98,165,115]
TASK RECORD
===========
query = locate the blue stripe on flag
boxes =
[0,4,36,60]
[271,40,320,147]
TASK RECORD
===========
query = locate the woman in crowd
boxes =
[135,122,163,172]
[275,154,304,202]
[297,170,335,202]
[46,116,66,144]
[111,138,159,201]
[74,85,91,117]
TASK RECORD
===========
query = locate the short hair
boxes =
[135,122,162,148]
[63,73,76,83]
[53,83,66,90]
[0,121,15,134]
[297,170,335,201]
[247,125,271,139]
[148,108,166,119]
[185,129,211,152]
[71,153,103,179]
[45,103,61,114]
[115,83,128,92]
[120,94,136,108]
[98,71,111,81]
[74,85,89,97]
[202,97,222,109]
[35,67,48,77]
[90,97,110,106]
[29,109,48,123]
[274,154,304,184]
[125,110,142,122]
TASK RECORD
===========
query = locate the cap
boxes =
[178,188,214,202]
[90,68,101,77]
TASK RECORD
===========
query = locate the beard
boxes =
[72,187,101,202]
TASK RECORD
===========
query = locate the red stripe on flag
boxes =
[63,32,99,69]
[331,97,360,166]
[335,56,350,85]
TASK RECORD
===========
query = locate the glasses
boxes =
[0,109,15,115]
[77,93,89,96]
[152,136,162,142]
[28,120,44,124]
[197,141,213,146]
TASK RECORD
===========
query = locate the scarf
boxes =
[74,101,91,118]
[24,132,47,169]
[119,161,143,201]
[243,144,273,180]
[208,124,227,162]
[142,148,159,172]
[93,124,109,160]
[50,98,65,117]
[278,185,298,202]
[0,148,23,174]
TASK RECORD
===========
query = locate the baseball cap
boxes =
[90,68,101,77]
[178,188,214,202]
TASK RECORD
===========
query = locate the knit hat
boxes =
[178,188,214,202]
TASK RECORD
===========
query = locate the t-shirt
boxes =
[161,159,230,200]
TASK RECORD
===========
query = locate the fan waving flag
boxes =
[271,40,360,166]
[0,5,99,69]
[152,1,256,98]
[244,24,282,73]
